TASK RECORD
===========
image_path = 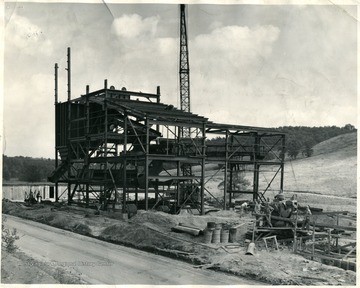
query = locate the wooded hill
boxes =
[3,125,356,182]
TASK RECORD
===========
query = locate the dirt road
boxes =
[4,215,260,285]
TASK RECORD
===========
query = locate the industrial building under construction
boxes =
[48,48,285,215]
[48,5,285,215]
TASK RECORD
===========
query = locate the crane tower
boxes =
[179,4,191,137]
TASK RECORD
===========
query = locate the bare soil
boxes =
[1,248,86,284]
[2,201,356,285]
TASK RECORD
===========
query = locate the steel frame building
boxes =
[49,49,286,215]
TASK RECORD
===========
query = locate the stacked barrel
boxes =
[203,222,238,244]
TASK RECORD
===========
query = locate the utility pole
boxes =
[179,4,190,137]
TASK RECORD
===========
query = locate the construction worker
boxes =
[253,200,262,226]
[302,205,312,230]
[274,192,285,202]
[36,191,42,203]
[263,202,274,227]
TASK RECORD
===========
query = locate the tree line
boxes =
[206,124,356,160]
[277,124,356,159]
[3,156,55,182]
[3,124,356,182]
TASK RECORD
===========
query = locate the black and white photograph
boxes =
[2,0,357,285]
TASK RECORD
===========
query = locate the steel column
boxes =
[123,114,128,210]
[280,134,285,192]
[229,135,234,205]
[224,130,229,210]
[145,118,150,210]
[176,126,181,207]
[54,63,59,202]
[66,48,71,204]
[253,134,260,201]
[103,79,108,209]
[85,85,90,207]
[200,122,206,215]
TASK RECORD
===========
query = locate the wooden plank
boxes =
[253,213,295,223]
[313,223,356,232]
[312,211,349,215]
[298,251,356,264]
[256,227,294,232]
[338,242,357,249]
[342,245,356,260]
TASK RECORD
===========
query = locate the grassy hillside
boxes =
[255,132,357,211]
[312,132,357,157]
[281,132,357,197]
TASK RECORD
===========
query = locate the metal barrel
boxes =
[203,228,213,244]
[229,228,238,243]
[212,228,221,244]
[215,223,223,229]
[220,229,229,243]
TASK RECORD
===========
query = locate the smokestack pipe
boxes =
[67,47,71,101]
[54,63,58,104]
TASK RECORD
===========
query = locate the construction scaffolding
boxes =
[49,48,285,215]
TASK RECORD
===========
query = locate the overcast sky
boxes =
[3,2,357,158]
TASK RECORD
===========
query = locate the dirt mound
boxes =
[129,210,247,233]
[129,211,178,232]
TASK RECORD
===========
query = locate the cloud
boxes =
[5,14,53,56]
[111,14,160,39]
[190,24,281,124]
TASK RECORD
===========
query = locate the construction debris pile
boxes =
[240,193,356,272]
